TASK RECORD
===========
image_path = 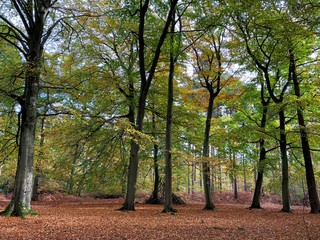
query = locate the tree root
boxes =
[203,204,216,210]
[162,207,177,213]
[248,204,265,210]
[0,202,37,219]
[117,202,135,211]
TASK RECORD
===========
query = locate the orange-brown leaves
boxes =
[1,193,319,239]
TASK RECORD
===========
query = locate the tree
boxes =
[145,110,161,204]
[120,0,179,211]
[163,8,178,213]
[249,81,270,209]
[289,50,320,213]
[0,0,61,218]
[190,30,226,210]
[230,0,294,212]
[285,0,320,213]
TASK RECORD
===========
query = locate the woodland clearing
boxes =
[0,192,319,240]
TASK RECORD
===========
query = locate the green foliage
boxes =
[0,0,319,205]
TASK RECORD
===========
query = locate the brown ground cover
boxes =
[0,192,319,240]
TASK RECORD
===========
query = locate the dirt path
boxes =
[0,196,319,239]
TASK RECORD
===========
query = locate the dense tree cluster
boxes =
[0,0,319,217]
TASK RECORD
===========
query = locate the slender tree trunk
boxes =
[233,152,238,200]
[188,163,191,194]
[151,142,160,201]
[250,141,266,208]
[290,52,320,213]
[122,77,136,197]
[211,171,215,192]
[218,165,222,191]
[199,164,203,188]
[211,146,215,192]
[120,0,178,211]
[163,14,176,213]
[202,93,216,210]
[234,178,238,199]
[152,135,160,198]
[146,112,161,204]
[187,143,190,194]
[279,109,292,213]
[243,155,247,192]
[250,103,268,209]
[192,157,195,194]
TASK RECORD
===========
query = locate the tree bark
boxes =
[234,177,238,199]
[1,59,40,217]
[192,30,222,210]
[250,99,268,209]
[120,0,178,211]
[250,140,266,209]
[290,52,320,213]
[244,37,291,211]
[218,165,222,191]
[0,0,58,218]
[233,152,238,200]
[202,92,216,210]
[192,154,195,194]
[152,142,160,198]
[163,12,176,213]
[188,143,191,194]
[202,93,216,210]
[146,112,161,204]
[279,109,292,213]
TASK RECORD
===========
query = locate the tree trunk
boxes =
[152,133,160,201]
[188,143,191,194]
[211,146,215,192]
[234,177,238,199]
[146,113,161,204]
[218,165,222,191]
[202,93,216,210]
[250,141,266,209]
[120,0,178,211]
[250,103,268,209]
[242,154,247,192]
[1,60,40,218]
[192,156,195,194]
[0,0,59,218]
[233,152,238,200]
[199,164,203,188]
[290,52,320,213]
[163,14,176,213]
[279,109,292,213]
[121,139,140,211]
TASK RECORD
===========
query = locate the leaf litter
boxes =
[0,192,319,239]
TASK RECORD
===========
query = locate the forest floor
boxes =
[0,191,320,239]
